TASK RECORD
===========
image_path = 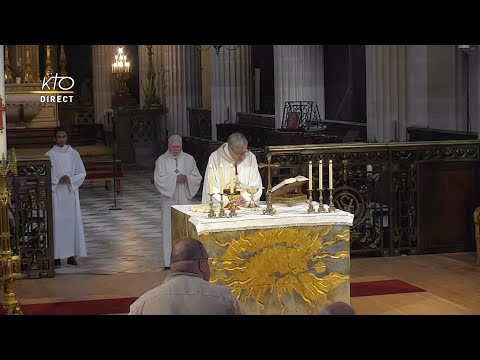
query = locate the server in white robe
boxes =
[201,133,262,205]
[45,127,87,266]
[154,135,202,269]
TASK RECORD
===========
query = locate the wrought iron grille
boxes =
[267,141,480,256]
[8,158,54,278]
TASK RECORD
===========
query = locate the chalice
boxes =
[245,187,259,208]
[223,189,241,217]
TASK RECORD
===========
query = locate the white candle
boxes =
[319,160,323,190]
[229,164,234,193]
[308,161,312,191]
[219,164,224,193]
[208,165,213,194]
[329,160,333,189]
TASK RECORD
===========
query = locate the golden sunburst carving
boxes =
[200,226,350,314]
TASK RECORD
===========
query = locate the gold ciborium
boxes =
[245,187,260,208]
[223,189,241,217]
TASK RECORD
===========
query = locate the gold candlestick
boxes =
[263,190,276,215]
[307,189,315,213]
[218,193,226,218]
[4,46,14,83]
[328,188,336,213]
[23,48,33,83]
[318,188,325,213]
[0,149,24,315]
[44,45,54,78]
[225,190,241,217]
[207,193,216,218]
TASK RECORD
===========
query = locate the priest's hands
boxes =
[177,174,188,183]
[235,197,246,206]
[59,175,71,185]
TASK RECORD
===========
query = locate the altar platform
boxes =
[172,202,354,315]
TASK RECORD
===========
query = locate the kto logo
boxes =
[35,73,75,103]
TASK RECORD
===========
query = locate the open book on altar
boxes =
[271,175,308,206]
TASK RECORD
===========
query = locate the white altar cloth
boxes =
[172,202,354,235]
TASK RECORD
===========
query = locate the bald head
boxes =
[320,301,356,315]
[171,238,207,263]
[170,238,210,280]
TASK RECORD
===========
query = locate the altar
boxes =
[171,202,354,315]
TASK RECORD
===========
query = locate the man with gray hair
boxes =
[154,135,203,269]
[129,238,244,315]
[202,132,262,205]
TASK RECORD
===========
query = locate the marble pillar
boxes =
[473,47,480,137]
[138,45,149,108]
[273,45,325,129]
[458,45,479,135]
[367,45,461,142]
[366,45,408,142]
[210,45,253,140]
[405,45,428,132]
[426,45,457,131]
[92,45,116,127]
[164,45,202,137]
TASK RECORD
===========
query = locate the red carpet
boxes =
[0,297,137,315]
[350,279,426,297]
[0,280,426,315]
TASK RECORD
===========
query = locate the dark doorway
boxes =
[324,45,366,123]
[253,45,274,114]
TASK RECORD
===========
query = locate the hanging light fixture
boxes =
[111,46,131,97]
[197,45,240,55]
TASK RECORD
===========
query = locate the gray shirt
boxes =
[129,272,244,315]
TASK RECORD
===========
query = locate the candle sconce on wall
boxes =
[112,46,131,97]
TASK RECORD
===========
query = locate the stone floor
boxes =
[54,168,201,275]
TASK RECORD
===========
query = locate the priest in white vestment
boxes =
[45,127,87,266]
[154,135,203,269]
[202,133,262,205]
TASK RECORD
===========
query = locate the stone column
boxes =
[92,45,115,128]
[426,45,457,131]
[138,45,149,108]
[473,47,480,137]
[367,45,462,142]
[200,48,210,109]
[210,45,253,140]
[273,45,325,129]
[366,45,408,142]
[458,45,479,135]
[0,45,7,156]
[405,45,428,132]
[164,45,202,137]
